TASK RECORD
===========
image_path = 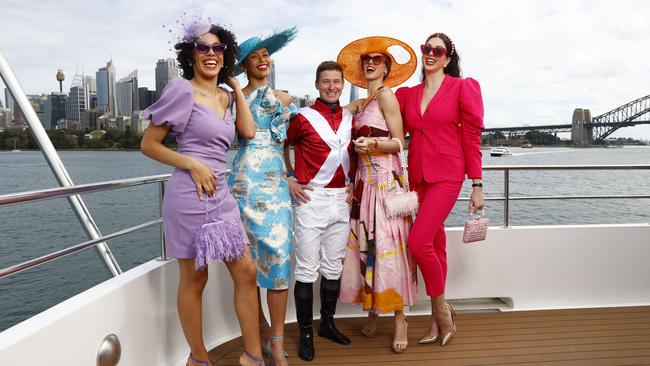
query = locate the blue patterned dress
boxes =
[228,86,298,290]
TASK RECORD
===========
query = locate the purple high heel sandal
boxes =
[243,351,263,366]
[187,353,210,366]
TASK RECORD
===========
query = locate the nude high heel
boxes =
[436,302,457,346]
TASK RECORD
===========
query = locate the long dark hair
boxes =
[174,24,238,84]
[421,32,461,79]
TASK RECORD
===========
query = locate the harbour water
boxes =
[1,147,649,331]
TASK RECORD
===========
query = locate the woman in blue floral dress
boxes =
[228,28,297,366]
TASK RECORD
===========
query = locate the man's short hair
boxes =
[316,61,344,83]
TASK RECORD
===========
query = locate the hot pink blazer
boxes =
[396,76,484,183]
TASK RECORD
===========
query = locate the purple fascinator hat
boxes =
[162,11,214,49]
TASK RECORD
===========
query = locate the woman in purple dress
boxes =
[141,24,263,366]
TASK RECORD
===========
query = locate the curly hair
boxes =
[174,24,239,84]
[421,32,462,79]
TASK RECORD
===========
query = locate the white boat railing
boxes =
[1,164,649,280]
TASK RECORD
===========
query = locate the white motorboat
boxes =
[2,49,650,366]
[490,146,512,156]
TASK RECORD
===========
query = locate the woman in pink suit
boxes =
[395,32,484,347]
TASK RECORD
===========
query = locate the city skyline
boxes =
[0,0,649,138]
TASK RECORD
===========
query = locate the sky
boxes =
[1,0,649,139]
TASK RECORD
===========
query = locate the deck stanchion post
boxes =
[158,181,167,261]
[504,169,510,227]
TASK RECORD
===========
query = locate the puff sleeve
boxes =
[395,86,409,135]
[460,78,485,179]
[255,87,299,143]
[143,77,193,135]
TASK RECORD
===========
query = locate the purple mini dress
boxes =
[143,77,248,259]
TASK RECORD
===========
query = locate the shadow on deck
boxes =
[210,306,650,365]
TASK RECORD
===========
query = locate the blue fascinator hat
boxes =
[235,27,298,76]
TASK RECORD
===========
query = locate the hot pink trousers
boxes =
[408,181,463,296]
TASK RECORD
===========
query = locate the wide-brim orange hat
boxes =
[337,36,416,89]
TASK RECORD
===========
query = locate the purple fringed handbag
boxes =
[193,195,246,270]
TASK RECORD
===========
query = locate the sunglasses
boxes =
[420,44,447,58]
[194,42,227,55]
[360,54,385,65]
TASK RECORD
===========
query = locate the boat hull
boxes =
[1,224,649,365]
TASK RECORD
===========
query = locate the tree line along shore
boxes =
[1,129,646,150]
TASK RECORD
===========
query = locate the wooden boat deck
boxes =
[210,306,650,365]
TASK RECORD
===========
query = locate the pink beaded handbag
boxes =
[463,210,488,243]
[384,138,419,219]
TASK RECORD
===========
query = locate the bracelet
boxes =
[286,171,295,178]
[471,183,483,188]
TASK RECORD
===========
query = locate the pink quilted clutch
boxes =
[384,138,419,219]
[463,211,488,243]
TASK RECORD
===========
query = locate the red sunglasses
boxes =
[360,54,385,65]
[194,42,227,55]
[420,44,447,58]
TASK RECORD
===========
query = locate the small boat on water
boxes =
[490,146,512,156]
[521,142,533,148]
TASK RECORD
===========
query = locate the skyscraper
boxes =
[84,75,97,94]
[96,60,117,116]
[45,93,67,130]
[0,109,9,130]
[138,87,156,111]
[269,60,276,90]
[84,75,97,109]
[65,79,87,122]
[349,85,359,103]
[155,58,178,100]
[116,70,138,118]
[4,88,14,116]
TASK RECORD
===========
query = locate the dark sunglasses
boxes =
[420,44,447,58]
[194,42,227,55]
[360,54,385,65]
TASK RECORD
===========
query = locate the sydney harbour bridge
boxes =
[483,94,650,145]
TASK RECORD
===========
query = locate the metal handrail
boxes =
[0,174,171,279]
[1,164,649,279]
[0,174,171,207]
[0,219,162,279]
[462,164,650,226]
[2,165,646,208]
[482,164,650,171]
[1,49,122,277]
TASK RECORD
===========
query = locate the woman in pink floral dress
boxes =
[337,36,418,354]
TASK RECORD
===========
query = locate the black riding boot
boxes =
[318,278,351,345]
[295,281,315,361]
